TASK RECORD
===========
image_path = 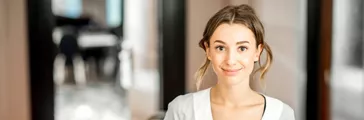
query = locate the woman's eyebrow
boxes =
[236,41,250,45]
[214,40,225,44]
[213,40,250,45]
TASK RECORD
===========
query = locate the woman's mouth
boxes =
[221,68,242,76]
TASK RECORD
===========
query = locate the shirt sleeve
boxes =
[164,96,182,120]
[279,103,295,120]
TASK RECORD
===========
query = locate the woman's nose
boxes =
[225,50,237,66]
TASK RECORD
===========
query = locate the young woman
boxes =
[164,4,295,120]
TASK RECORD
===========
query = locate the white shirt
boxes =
[164,88,295,120]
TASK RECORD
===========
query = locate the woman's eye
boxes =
[239,46,247,51]
[215,46,225,51]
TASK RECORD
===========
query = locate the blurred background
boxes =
[0,0,363,120]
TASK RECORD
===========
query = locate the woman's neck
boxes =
[211,78,258,107]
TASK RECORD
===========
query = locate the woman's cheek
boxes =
[239,54,255,68]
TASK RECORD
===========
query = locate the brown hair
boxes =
[195,4,273,90]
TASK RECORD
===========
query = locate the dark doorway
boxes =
[158,0,186,110]
[27,0,56,120]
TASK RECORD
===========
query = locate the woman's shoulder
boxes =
[264,95,294,110]
[166,88,210,112]
[164,89,210,119]
[167,93,194,110]
[263,95,295,119]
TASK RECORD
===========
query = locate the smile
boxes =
[221,68,242,76]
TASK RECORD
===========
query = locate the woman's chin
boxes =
[218,76,246,86]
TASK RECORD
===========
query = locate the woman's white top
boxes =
[164,88,295,120]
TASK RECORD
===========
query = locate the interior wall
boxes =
[0,0,7,118]
[186,0,221,92]
[252,0,306,120]
[83,0,107,26]
[0,0,30,119]
[124,0,160,119]
[331,0,364,119]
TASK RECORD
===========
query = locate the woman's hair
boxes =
[195,4,273,90]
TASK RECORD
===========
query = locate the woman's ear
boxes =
[255,44,263,61]
[204,42,211,60]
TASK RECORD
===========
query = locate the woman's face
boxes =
[205,23,262,85]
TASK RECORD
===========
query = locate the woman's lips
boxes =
[221,68,242,76]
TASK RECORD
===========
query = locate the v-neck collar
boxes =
[194,87,274,120]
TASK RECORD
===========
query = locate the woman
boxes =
[164,4,295,120]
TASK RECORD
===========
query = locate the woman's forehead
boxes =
[210,23,256,44]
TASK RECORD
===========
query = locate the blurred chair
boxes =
[53,29,86,86]
[53,15,121,85]
[78,32,120,81]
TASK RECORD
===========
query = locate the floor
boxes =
[54,69,160,120]
[55,80,130,120]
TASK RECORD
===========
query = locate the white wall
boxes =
[331,0,363,119]
[124,0,160,120]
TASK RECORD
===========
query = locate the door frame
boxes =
[306,0,332,119]
[0,0,30,120]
